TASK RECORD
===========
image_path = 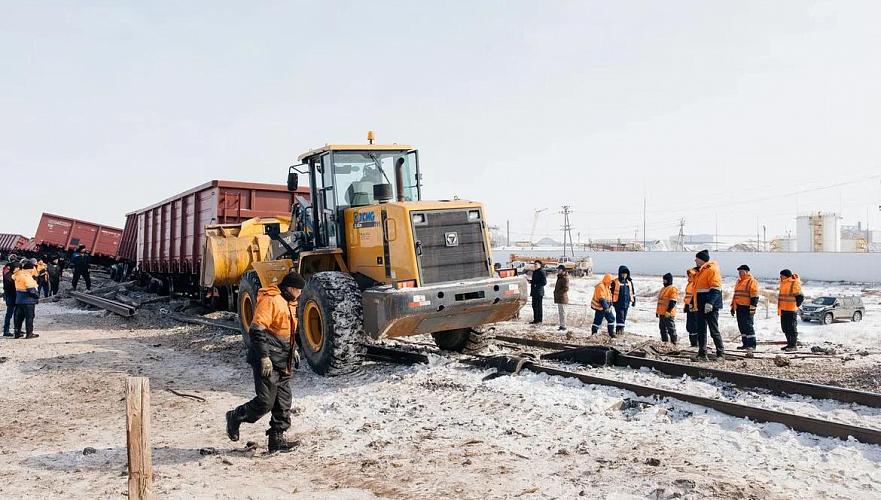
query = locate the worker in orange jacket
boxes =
[590,273,616,337]
[227,271,304,453]
[691,249,724,361]
[778,269,804,351]
[683,267,698,347]
[730,264,760,349]
[656,273,678,343]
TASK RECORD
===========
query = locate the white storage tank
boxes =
[796,212,841,252]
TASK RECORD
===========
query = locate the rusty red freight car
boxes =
[119,180,309,297]
[0,233,30,256]
[33,213,123,259]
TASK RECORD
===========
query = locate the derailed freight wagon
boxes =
[0,233,33,259]
[118,180,310,308]
[33,213,123,264]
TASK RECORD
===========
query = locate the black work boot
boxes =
[607,325,616,338]
[13,331,22,339]
[691,351,708,362]
[591,326,599,335]
[226,410,241,442]
[267,431,299,453]
[24,333,39,339]
[670,335,678,345]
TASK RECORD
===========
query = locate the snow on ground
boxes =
[534,273,881,350]
[2,285,881,498]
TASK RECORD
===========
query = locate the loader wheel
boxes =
[431,327,488,354]
[237,271,261,350]
[297,272,366,376]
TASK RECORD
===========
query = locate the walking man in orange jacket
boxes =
[656,273,678,343]
[227,271,305,452]
[730,264,760,350]
[778,269,804,351]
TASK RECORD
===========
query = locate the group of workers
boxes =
[1,245,93,338]
[529,249,805,362]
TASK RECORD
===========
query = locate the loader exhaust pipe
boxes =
[395,157,406,202]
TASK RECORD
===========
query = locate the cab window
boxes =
[331,151,418,208]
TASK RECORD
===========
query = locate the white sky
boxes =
[2,1,880,243]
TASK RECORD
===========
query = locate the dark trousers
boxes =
[38,277,49,298]
[3,300,15,333]
[659,316,677,343]
[14,304,35,335]
[736,306,757,348]
[613,304,629,332]
[781,311,798,347]
[591,308,615,334]
[685,311,697,346]
[49,279,60,296]
[231,362,293,434]
[695,307,724,356]
[72,268,91,290]
[531,294,543,323]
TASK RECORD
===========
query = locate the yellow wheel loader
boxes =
[213,134,528,375]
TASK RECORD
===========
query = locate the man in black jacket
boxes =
[528,260,547,324]
[2,259,19,337]
[226,271,304,452]
[71,245,92,291]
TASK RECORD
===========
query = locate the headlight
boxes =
[412,213,425,224]
[468,209,481,221]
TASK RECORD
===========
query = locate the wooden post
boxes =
[126,377,153,500]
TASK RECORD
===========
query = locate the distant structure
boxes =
[796,212,841,252]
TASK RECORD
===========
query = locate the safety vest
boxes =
[778,275,801,315]
[591,281,612,311]
[692,261,722,306]
[610,279,634,304]
[656,285,679,316]
[684,270,696,308]
[731,274,759,308]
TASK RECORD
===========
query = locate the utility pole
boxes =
[506,220,510,247]
[714,213,719,251]
[763,225,767,253]
[676,218,686,251]
[561,205,575,258]
[642,194,647,250]
[756,218,760,253]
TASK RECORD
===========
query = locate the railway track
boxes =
[362,338,881,446]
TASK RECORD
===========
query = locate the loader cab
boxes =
[292,143,421,250]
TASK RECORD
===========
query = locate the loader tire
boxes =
[297,272,366,376]
[431,327,488,354]
[237,271,261,350]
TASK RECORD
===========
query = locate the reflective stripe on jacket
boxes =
[656,285,679,316]
[610,279,635,306]
[731,274,760,308]
[693,261,723,309]
[778,274,802,315]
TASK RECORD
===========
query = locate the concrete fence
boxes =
[493,249,881,283]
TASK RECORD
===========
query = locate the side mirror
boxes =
[287,168,298,192]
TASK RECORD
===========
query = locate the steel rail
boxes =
[361,343,881,446]
[498,335,881,408]
[170,314,241,333]
[70,292,136,317]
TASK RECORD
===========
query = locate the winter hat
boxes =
[23,261,35,270]
[737,264,750,272]
[280,271,306,290]
[662,273,673,285]
[695,249,710,263]
[780,269,793,278]
[618,265,630,276]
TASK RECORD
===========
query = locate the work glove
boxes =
[655,313,660,318]
[683,304,690,313]
[704,303,713,314]
[749,307,757,316]
[292,349,301,370]
[730,308,736,317]
[260,356,273,378]
[605,307,613,314]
